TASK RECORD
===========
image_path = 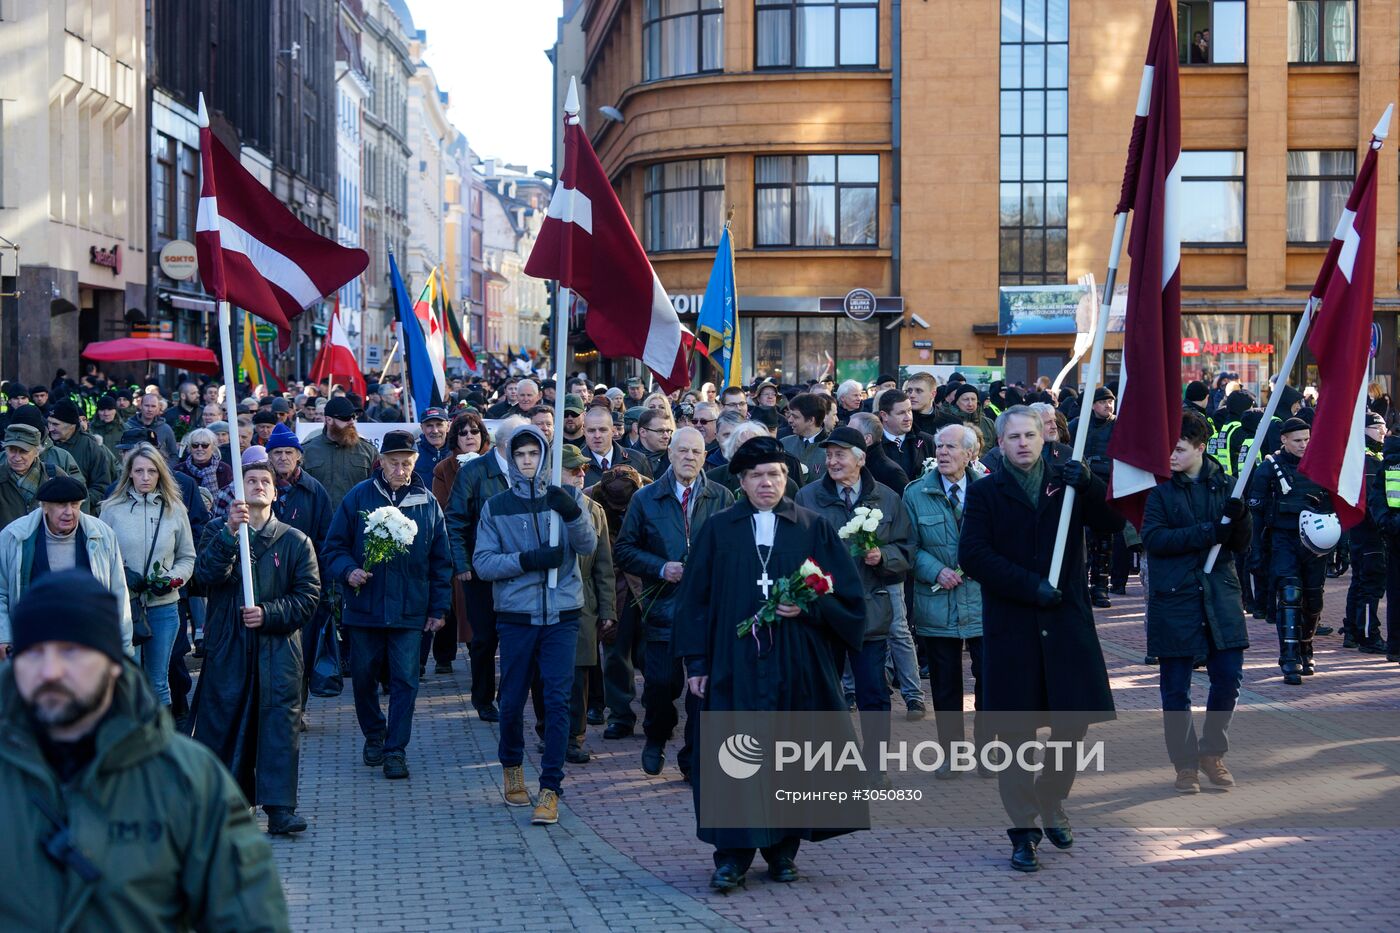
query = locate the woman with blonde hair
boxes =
[99,443,196,706]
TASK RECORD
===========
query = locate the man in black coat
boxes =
[581,406,652,486]
[959,405,1125,873]
[876,390,936,483]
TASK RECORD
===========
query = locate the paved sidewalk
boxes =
[270,576,1400,932]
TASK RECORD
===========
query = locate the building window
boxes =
[643,0,722,81]
[155,135,177,239]
[180,146,199,242]
[1177,1,1246,64]
[755,0,877,70]
[1000,0,1069,285]
[1287,149,1355,244]
[1179,151,1244,245]
[644,158,725,251]
[1287,0,1355,63]
[754,154,877,247]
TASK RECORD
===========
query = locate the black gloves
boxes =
[544,485,583,522]
[520,546,565,572]
[1061,461,1091,492]
[125,569,147,594]
[1212,521,1234,545]
[148,581,175,597]
[1222,497,1247,522]
[1034,580,1062,608]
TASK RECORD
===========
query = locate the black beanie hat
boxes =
[952,383,981,405]
[1225,389,1254,417]
[50,399,82,425]
[1093,386,1116,403]
[1280,416,1310,436]
[1184,380,1210,403]
[37,474,88,504]
[11,571,125,665]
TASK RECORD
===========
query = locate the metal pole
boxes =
[217,301,257,606]
[1202,297,1317,573]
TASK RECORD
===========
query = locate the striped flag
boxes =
[1104,0,1181,527]
[411,268,448,401]
[1299,106,1393,528]
[239,311,282,392]
[195,94,367,349]
[444,296,477,371]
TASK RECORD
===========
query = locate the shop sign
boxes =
[366,344,383,366]
[159,240,198,281]
[842,288,877,322]
[1181,339,1275,356]
[999,284,1127,336]
[90,243,121,276]
[911,340,932,349]
[670,293,705,314]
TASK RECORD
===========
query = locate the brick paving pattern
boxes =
[271,575,1400,932]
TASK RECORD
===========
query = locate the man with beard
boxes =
[561,395,587,445]
[302,396,379,512]
[190,459,320,834]
[46,400,116,514]
[165,381,202,432]
[0,572,290,928]
[674,436,865,890]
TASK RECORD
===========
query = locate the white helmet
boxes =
[1299,509,1342,556]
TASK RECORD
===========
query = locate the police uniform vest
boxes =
[1236,416,1281,474]
[1208,420,1240,472]
[1384,465,1400,509]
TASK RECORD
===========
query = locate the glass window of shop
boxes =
[1287,0,1355,63]
[643,0,723,81]
[643,158,725,252]
[1287,149,1355,244]
[1180,314,1288,398]
[754,154,878,247]
[1177,1,1246,65]
[743,315,879,386]
[1180,151,1244,245]
[755,0,877,70]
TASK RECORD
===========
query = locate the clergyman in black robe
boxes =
[673,436,866,892]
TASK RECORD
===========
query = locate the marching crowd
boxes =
[0,362,1397,925]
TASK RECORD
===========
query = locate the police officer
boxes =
[1343,412,1387,652]
[1248,417,1337,685]
[1367,431,1400,662]
[1068,386,1120,607]
[1206,390,1255,612]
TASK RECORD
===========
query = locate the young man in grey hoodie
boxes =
[474,425,597,826]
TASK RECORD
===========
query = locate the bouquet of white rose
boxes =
[358,505,418,584]
[838,505,883,557]
[921,456,938,477]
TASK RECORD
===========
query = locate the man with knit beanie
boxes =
[46,398,116,514]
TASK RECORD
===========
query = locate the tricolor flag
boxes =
[444,296,478,371]
[389,252,443,415]
[239,311,282,392]
[1299,105,1393,528]
[308,298,367,399]
[195,94,367,349]
[411,268,449,401]
[1104,0,1181,527]
[524,79,700,393]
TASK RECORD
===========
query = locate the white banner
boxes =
[295,419,505,450]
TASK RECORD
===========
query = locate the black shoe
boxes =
[1108,584,1127,596]
[264,806,307,835]
[1251,607,1267,620]
[1343,633,1358,649]
[1315,625,1334,637]
[1091,589,1111,609]
[905,699,927,721]
[475,705,500,723]
[603,723,634,740]
[642,744,664,775]
[766,856,798,883]
[1143,655,1159,665]
[435,662,453,675]
[1359,639,1388,655]
[566,743,590,764]
[1302,659,1316,676]
[1010,839,1040,872]
[383,753,409,780]
[1388,651,1400,663]
[586,707,606,725]
[192,638,205,659]
[1044,826,1073,850]
[710,862,746,891]
[362,740,385,767]
[1283,671,1303,686]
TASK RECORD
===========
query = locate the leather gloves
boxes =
[1034,580,1062,608]
[1222,497,1247,522]
[544,485,583,522]
[520,546,565,572]
[125,569,147,595]
[1061,460,1091,492]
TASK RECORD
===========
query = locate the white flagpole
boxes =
[546,77,580,589]
[217,301,257,606]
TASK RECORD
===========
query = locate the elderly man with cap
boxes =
[7,405,87,486]
[0,424,61,531]
[322,429,452,780]
[250,410,278,448]
[302,395,380,513]
[414,407,452,489]
[0,571,291,928]
[47,399,116,513]
[0,475,132,661]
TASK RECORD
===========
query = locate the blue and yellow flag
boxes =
[696,227,740,387]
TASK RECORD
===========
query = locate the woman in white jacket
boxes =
[99,442,196,706]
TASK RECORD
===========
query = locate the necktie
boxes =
[948,483,962,527]
[894,436,904,451]
[842,487,854,512]
[681,484,692,540]
[601,456,610,471]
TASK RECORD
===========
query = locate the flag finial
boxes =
[564,77,579,117]
[1373,103,1394,143]
[197,93,209,129]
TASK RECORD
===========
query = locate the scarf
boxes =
[1004,456,1045,508]
[183,455,223,493]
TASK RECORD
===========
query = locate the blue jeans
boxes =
[140,602,180,706]
[883,584,924,704]
[346,626,422,755]
[498,617,580,793]
[1159,647,1244,770]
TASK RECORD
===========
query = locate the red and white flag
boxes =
[308,298,367,399]
[1299,105,1392,528]
[1104,0,1181,527]
[524,80,698,392]
[195,95,367,349]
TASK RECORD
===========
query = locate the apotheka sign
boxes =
[1181,338,1274,356]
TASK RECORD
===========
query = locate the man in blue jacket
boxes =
[322,430,452,780]
[474,425,597,826]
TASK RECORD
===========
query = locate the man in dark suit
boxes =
[582,406,652,486]
[877,390,936,484]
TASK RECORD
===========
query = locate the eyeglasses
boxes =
[644,427,674,435]
[694,418,716,426]
[464,428,481,435]
[189,442,211,449]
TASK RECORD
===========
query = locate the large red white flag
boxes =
[1299,106,1392,528]
[1104,0,1181,527]
[308,299,367,399]
[524,81,698,392]
[195,95,367,350]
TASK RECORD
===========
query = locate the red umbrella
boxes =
[81,338,220,376]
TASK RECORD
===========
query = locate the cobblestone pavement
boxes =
[271,575,1400,932]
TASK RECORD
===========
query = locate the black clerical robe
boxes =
[673,496,866,850]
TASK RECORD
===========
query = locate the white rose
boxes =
[862,516,879,533]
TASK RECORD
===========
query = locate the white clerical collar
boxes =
[753,510,776,546]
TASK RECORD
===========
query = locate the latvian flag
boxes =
[1299,106,1393,528]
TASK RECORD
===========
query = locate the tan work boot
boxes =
[532,788,560,825]
[1198,755,1235,788]
[1174,768,1200,794]
[503,765,531,807]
